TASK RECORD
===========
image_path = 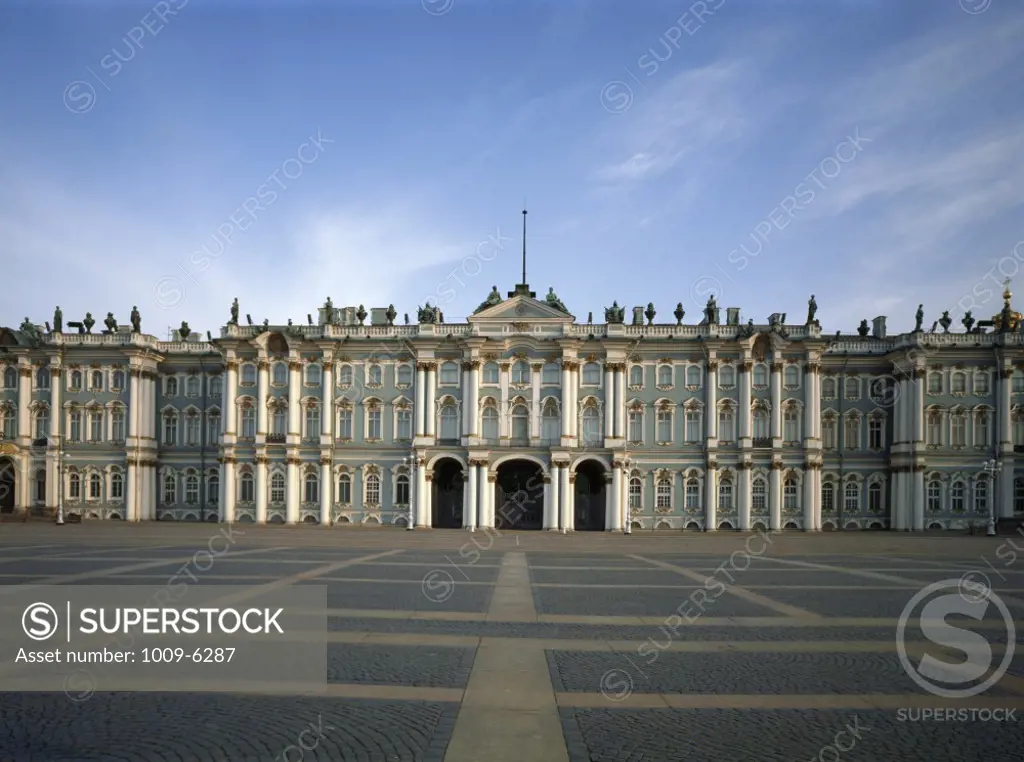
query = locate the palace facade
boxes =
[1,280,1022,531]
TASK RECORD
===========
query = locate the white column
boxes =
[257,360,269,436]
[560,363,571,438]
[913,369,924,444]
[739,363,752,443]
[614,366,625,438]
[803,365,815,440]
[770,362,782,441]
[543,473,554,529]
[17,366,30,441]
[423,473,433,526]
[483,470,495,529]
[706,363,718,438]
[125,463,137,521]
[769,465,782,531]
[738,466,751,531]
[911,466,924,531]
[256,458,268,523]
[610,463,623,531]
[705,465,717,531]
[320,459,332,525]
[416,457,428,527]
[415,364,426,436]
[558,465,570,531]
[531,364,542,439]
[461,365,471,436]
[803,466,815,530]
[225,362,238,438]
[810,364,820,439]
[999,368,1012,445]
[900,379,912,446]
[566,469,576,531]
[286,458,300,523]
[223,460,236,522]
[498,363,510,438]
[465,461,478,530]
[893,379,905,444]
[999,461,1014,519]
[604,365,615,437]
[469,362,481,437]
[321,363,333,438]
[288,361,301,437]
[812,466,822,531]
[570,364,580,439]
[426,364,437,437]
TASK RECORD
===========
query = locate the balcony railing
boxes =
[752,437,772,448]
[266,434,286,444]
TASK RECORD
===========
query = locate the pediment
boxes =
[469,295,574,322]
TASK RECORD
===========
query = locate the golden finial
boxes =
[1004,277,1013,305]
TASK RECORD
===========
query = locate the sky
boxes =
[1,0,1022,339]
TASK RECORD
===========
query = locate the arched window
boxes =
[397,364,413,386]
[304,473,319,503]
[512,362,530,385]
[928,372,942,394]
[270,473,286,503]
[718,404,735,442]
[973,371,989,395]
[440,403,458,441]
[582,363,600,386]
[68,472,81,499]
[822,414,837,449]
[627,407,643,443]
[367,365,383,386]
[581,404,601,444]
[821,377,836,399]
[684,407,701,442]
[365,473,381,505]
[784,406,800,442]
[34,408,50,439]
[973,477,988,514]
[685,477,700,509]
[718,365,735,388]
[482,362,500,384]
[337,405,353,439]
[186,376,200,396]
[162,413,178,445]
[91,371,104,391]
[752,365,768,387]
[337,473,352,503]
[162,474,176,504]
[272,362,288,385]
[541,400,560,442]
[0,405,14,439]
[511,404,530,442]
[844,481,859,513]
[3,366,17,389]
[950,481,965,513]
[927,480,942,513]
[70,370,82,389]
[185,412,200,446]
[541,363,559,385]
[481,405,499,440]
[752,408,769,439]
[36,367,50,389]
[685,365,701,387]
[821,482,835,513]
[166,377,178,396]
[973,410,990,446]
[89,473,101,499]
[209,375,222,396]
[655,477,672,509]
[240,404,255,438]
[366,401,382,440]
[395,474,410,506]
[185,474,199,504]
[784,478,798,510]
[718,477,733,510]
[657,365,673,387]
[629,365,644,386]
[784,366,799,388]
[628,476,642,509]
[272,404,286,436]
[304,402,321,440]
[305,364,321,386]
[751,477,767,513]
[868,482,882,514]
[239,472,254,502]
[68,410,82,442]
[950,410,967,446]
[656,406,673,443]
[440,362,459,385]
[844,414,861,449]
[927,409,943,445]
[338,366,353,387]
[111,471,124,500]
[951,372,966,394]
[207,474,219,504]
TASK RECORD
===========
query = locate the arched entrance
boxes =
[574,460,607,531]
[495,460,544,530]
[0,459,15,514]
[432,458,464,529]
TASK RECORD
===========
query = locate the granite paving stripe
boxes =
[335,562,501,582]
[532,586,782,618]
[326,644,477,687]
[530,569,683,586]
[751,588,1020,619]
[554,694,1024,709]
[328,580,493,612]
[545,651,1022,696]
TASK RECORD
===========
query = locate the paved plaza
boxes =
[1,525,1023,761]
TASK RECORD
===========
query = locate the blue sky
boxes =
[1,0,1021,338]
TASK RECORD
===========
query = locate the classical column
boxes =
[321,362,333,438]
[425,364,437,437]
[912,465,925,531]
[468,362,481,437]
[1000,368,1013,446]
[320,456,332,525]
[803,364,815,441]
[739,362,752,445]
[737,463,751,531]
[770,362,782,442]
[531,363,543,439]
[610,461,623,531]
[255,456,268,523]
[999,457,1014,519]
[222,458,236,522]
[803,463,815,530]
[224,361,238,439]
[812,465,822,531]
[415,456,428,527]
[17,366,31,442]
[570,362,580,439]
[604,364,615,437]
[614,365,625,438]
[286,456,300,523]
[705,463,718,531]
[123,369,140,521]
[465,459,478,530]
[423,472,433,526]
[558,464,570,531]
[565,470,576,531]
[257,360,269,436]
[461,364,471,437]
[913,368,925,445]
[288,361,301,439]
[498,362,510,439]
[890,468,903,530]
[769,462,782,531]
[706,362,718,439]
[484,471,496,529]
[542,473,555,530]
[415,363,426,436]
[556,361,571,439]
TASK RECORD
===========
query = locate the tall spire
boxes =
[521,208,527,285]
[508,206,536,299]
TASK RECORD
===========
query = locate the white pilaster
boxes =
[498,362,509,439]
[223,460,236,522]
[257,360,269,436]
[706,363,718,439]
[415,457,428,527]
[286,458,300,524]
[543,474,555,530]
[570,365,580,439]
[320,459,332,525]
[739,363,752,444]
[125,463,137,521]
[415,364,426,436]
[999,368,1012,446]
[912,466,925,531]
[558,464,570,531]
[531,364,542,439]
[738,465,751,531]
[770,362,782,442]
[604,365,615,437]
[565,469,576,531]
[812,466,822,531]
[482,470,495,529]
[560,363,572,438]
[426,364,437,437]
[610,463,623,531]
[614,366,625,438]
[465,461,478,530]
[17,365,30,442]
[769,465,782,531]
[321,362,333,438]
[288,361,301,438]
[461,366,471,437]
[225,362,238,439]
[423,472,433,526]
[803,466,815,530]
[256,458,268,523]
[705,465,717,531]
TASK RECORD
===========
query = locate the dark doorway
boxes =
[432,459,464,529]
[574,460,607,531]
[495,460,544,530]
[0,460,15,514]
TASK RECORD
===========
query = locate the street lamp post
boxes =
[984,458,1002,537]
[404,456,414,530]
[623,456,632,535]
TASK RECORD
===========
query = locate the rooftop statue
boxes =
[604,301,625,324]
[807,294,817,325]
[914,304,924,332]
[705,295,718,324]
[545,287,568,313]
[230,298,239,325]
[130,306,141,333]
[475,286,503,314]
[104,312,117,332]
[53,306,63,333]
[83,313,95,333]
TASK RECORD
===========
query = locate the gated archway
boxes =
[574,460,607,531]
[495,460,544,529]
[432,458,464,528]
[0,458,15,514]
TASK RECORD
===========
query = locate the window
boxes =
[974,477,988,515]
[367,365,383,386]
[718,365,735,388]
[304,473,319,503]
[868,417,884,449]
[656,409,672,443]
[685,365,701,388]
[822,416,836,448]
[483,362,500,384]
[36,368,50,390]
[397,364,413,386]
[629,365,644,387]
[337,407,353,439]
[365,474,381,505]
[166,377,178,396]
[241,405,255,438]
[752,409,769,439]
[87,410,102,441]
[582,363,600,386]
[338,366,353,387]
[541,400,559,442]
[822,481,836,513]
[337,473,352,503]
[581,405,601,445]
[69,411,82,442]
[207,413,220,445]
[240,472,254,503]
[784,366,799,388]
[185,413,199,446]
[89,473,101,499]
[111,408,126,441]
[685,478,700,509]
[972,371,988,395]
[272,363,288,385]
[752,477,766,513]
[273,406,289,437]
[821,377,836,399]
[1014,371,1024,394]
[685,410,700,442]
[1016,479,1024,514]
[163,414,177,445]
[395,474,410,505]
[511,404,530,441]
[718,406,735,442]
[162,474,176,504]
[70,370,82,390]
[305,364,321,386]
[950,481,965,513]
[870,377,891,404]
[951,372,966,394]
[541,363,559,385]
[0,408,14,439]
[868,482,882,514]
[657,365,673,387]
[185,475,199,505]
[628,476,642,510]
[305,404,321,440]
[927,410,943,446]
[512,362,530,384]
[33,470,44,502]
[91,371,103,391]
[270,472,285,503]
[440,362,459,385]
[974,410,989,446]
[628,409,643,443]
[928,372,942,394]
[367,405,382,440]
[440,404,458,440]
[210,376,222,397]
[3,367,17,389]
[186,376,200,396]
[950,411,966,446]
[844,415,860,449]
[655,477,671,509]
[927,480,942,513]
[718,478,733,510]
[35,409,49,438]
[207,474,218,504]
[784,478,798,511]
[844,481,859,513]
[396,408,412,440]
[844,377,859,400]
[111,472,124,500]
[69,472,81,499]
[752,365,768,388]
[482,406,499,440]
[784,407,800,443]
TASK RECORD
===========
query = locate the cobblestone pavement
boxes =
[0,525,1022,761]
